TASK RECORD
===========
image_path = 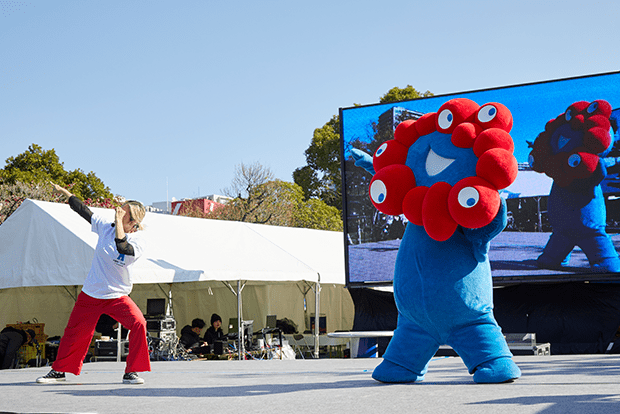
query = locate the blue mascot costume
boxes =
[353,98,521,383]
[529,99,620,272]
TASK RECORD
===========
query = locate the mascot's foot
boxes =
[535,258,566,271]
[372,360,425,383]
[473,358,521,384]
[591,258,620,273]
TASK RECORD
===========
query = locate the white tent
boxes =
[0,199,353,357]
[500,170,553,199]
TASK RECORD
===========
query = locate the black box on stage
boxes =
[95,340,129,357]
[146,317,176,332]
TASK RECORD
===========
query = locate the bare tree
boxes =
[183,161,342,230]
[221,162,277,224]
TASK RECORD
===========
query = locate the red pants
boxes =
[52,292,151,375]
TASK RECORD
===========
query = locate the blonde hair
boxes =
[123,200,146,230]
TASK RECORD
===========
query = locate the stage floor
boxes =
[2,355,619,414]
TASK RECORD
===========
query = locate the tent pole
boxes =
[314,274,321,359]
[166,284,174,318]
[62,286,78,302]
[297,281,312,332]
[237,279,244,360]
[116,323,122,363]
[224,280,247,360]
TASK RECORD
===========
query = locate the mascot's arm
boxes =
[462,198,507,262]
[350,148,376,175]
[602,157,620,169]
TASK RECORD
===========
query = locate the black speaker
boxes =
[146,317,176,332]
[213,340,225,355]
[95,340,129,357]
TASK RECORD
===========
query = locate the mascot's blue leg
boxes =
[449,320,521,384]
[579,233,620,272]
[537,232,574,269]
[372,314,439,383]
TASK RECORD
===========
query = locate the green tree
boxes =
[291,196,342,231]
[1,144,114,201]
[379,85,433,103]
[0,144,118,225]
[294,86,433,213]
[0,180,61,225]
[293,115,342,210]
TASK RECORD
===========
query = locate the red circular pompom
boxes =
[476,148,518,190]
[591,99,612,117]
[529,132,552,173]
[435,98,479,134]
[422,182,457,241]
[373,139,409,172]
[475,102,513,132]
[583,127,611,154]
[394,119,420,147]
[451,122,479,148]
[562,150,599,179]
[369,164,416,216]
[402,186,428,226]
[414,112,437,137]
[448,176,500,229]
[473,128,514,158]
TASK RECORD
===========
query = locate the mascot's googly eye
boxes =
[568,154,581,168]
[478,105,497,123]
[375,143,388,157]
[437,109,454,130]
[370,180,388,204]
[587,102,598,114]
[457,186,480,208]
[565,109,573,121]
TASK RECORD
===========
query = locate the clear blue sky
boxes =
[1,0,619,206]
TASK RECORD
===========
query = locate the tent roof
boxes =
[0,199,345,289]
[501,170,553,199]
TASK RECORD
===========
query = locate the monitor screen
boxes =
[146,298,166,316]
[340,71,620,287]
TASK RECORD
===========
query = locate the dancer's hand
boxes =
[50,182,72,198]
[115,206,126,221]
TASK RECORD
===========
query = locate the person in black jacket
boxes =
[0,327,35,369]
[179,318,208,353]
[203,313,224,345]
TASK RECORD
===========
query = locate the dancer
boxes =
[36,183,150,384]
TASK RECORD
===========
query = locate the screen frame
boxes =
[340,71,620,288]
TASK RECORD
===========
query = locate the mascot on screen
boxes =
[528,100,620,272]
[352,97,521,383]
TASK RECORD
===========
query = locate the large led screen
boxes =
[340,71,620,287]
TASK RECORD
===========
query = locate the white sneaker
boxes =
[36,369,66,383]
[122,372,144,384]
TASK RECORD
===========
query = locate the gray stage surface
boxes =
[1,355,619,414]
[348,232,620,284]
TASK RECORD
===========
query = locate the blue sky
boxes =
[341,72,620,164]
[1,0,619,206]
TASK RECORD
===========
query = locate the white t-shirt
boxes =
[81,214,146,299]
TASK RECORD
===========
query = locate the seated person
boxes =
[180,318,209,354]
[96,314,129,339]
[0,327,36,369]
[203,313,224,345]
